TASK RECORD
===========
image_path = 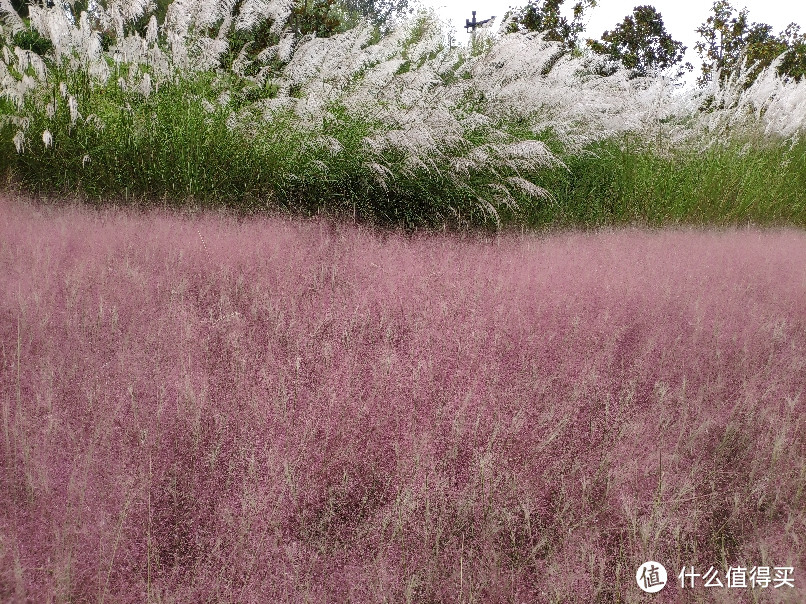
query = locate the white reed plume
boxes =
[103,0,150,23]
[506,176,553,202]
[137,72,153,98]
[235,0,294,35]
[276,32,296,63]
[0,60,21,106]
[68,95,79,125]
[88,58,111,83]
[78,12,104,61]
[42,129,53,148]
[112,34,149,64]
[84,114,105,131]
[12,130,24,153]
[688,56,806,143]
[14,47,48,81]
[0,0,25,33]
[145,15,159,46]
[28,6,73,61]
[189,37,230,71]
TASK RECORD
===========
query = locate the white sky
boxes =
[423,0,806,86]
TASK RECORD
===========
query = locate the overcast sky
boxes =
[423,0,806,86]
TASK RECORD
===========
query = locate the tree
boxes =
[506,0,597,50]
[586,5,691,78]
[288,0,411,38]
[289,0,355,37]
[695,1,806,86]
[776,23,806,82]
[341,0,412,31]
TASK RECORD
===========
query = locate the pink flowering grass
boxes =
[1,195,805,603]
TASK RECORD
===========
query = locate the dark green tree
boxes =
[505,0,597,49]
[289,0,353,37]
[586,5,691,78]
[341,0,412,31]
[290,0,411,37]
[695,1,806,86]
[776,23,806,82]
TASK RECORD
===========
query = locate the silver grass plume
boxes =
[235,0,294,35]
[0,0,25,34]
[690,57,806,143]
[12,130,24,153]
[103,0,151,23]
[14,47,48,81]
[68,95,79,125]
[145,16,159,46]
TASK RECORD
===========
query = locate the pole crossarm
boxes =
[465,10,495,32]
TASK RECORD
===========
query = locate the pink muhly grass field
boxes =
[1,196,805,603]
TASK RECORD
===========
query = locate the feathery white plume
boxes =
[12,130,24,153]
[68,95,79,125]
[146,16,159,45]
[236,0,294,34]
[0,0,26,33]
[137,73,153,98]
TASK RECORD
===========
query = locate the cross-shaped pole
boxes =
[465,10,495,33]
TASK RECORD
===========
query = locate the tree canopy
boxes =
[505,0,597,49]
[695,0,806,85]
[586,5,691,78]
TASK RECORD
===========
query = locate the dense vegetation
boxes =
[2,2,805,601]
[0,1,805,231]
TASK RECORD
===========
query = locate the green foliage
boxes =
[2,1,806,234]
[289,0,358,37]
[288,0,411,37]
[773,24,806,82]
[505,0,597,49]
[341,0,412,31]
[0,66,546,230]
[586,5,691,78]
[696,1,806,87]
[9,0,29,18]
[505,136,806,231]
[222,18,282,73]
[12,25,54,56]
